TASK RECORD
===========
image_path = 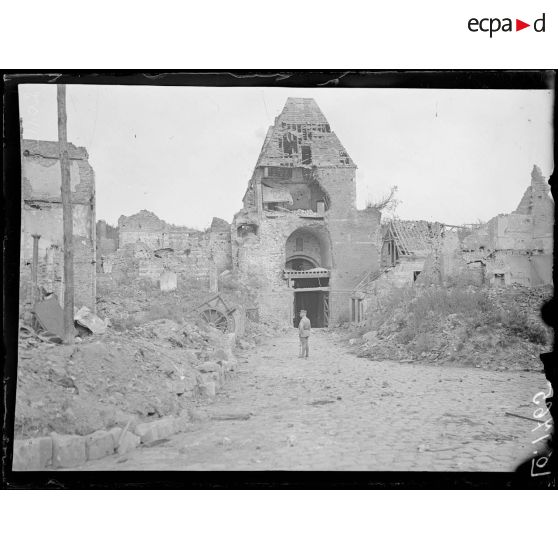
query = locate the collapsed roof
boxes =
[384,220,444,257]
[255,97,355,169]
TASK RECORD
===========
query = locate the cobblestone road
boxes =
[73,330,550,471]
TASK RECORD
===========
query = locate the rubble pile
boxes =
[15,316,239,439]
[349,285,553,371]
[95,274,212,330]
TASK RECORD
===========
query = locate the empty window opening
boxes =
[268,167,293,179]
[237,224,258,238]
[281,136,298,156]
[301,146,312,165]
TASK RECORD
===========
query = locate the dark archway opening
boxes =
[293,291,328,329]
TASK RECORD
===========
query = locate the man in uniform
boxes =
[298,309,311,358]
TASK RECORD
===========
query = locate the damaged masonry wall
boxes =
[20,138,96,311]
[460,165,554,287]
[106,211,231,288]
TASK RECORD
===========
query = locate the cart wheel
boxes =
[200,308,229,332]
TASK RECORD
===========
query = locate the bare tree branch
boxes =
[366,185,400,212]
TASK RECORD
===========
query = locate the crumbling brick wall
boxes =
[210,217,232,275]
[113,211,233,289]
[109,241,213,286]
[458,165,553,287]
[20,139,96,310]
[118,210,206,250]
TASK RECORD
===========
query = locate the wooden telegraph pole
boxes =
[57,84,75,344]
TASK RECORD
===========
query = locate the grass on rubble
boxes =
[356,283,552,368]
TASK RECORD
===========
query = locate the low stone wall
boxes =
[12,360,235,471]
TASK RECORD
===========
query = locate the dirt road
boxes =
[71,330,549,471]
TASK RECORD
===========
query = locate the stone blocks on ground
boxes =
[135,420,160,443]
[12,437,53,471]
[109,427,123,447]
[155,417,176,439]
[117,431,140,455]
[174,413,190,433]
[51,433,87,468]
[85,430,116,461]
[134,418,176,444]
[134,422,159,444]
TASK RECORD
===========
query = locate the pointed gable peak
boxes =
[256,97,355,168]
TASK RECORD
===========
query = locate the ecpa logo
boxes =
[468,13,546,37]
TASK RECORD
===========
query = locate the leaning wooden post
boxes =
[57,84,75,344]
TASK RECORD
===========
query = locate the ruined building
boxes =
[378,220,461,284]
[351,165,554,322]
[460,165,553,287]
[106,211,232,287]
[20,137,96,310]
[232,97,381,327]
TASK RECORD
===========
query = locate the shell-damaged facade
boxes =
[232,97,381,328]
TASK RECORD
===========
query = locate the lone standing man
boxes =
[298,309,311,358]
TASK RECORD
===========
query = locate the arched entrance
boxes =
[285,226,331,328]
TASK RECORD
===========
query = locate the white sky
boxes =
[19,84,554,229]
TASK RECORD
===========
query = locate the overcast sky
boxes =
[19,84,553,229]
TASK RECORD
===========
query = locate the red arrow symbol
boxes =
[516,19,530,31]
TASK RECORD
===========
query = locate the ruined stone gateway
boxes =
[232,97,381,328]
